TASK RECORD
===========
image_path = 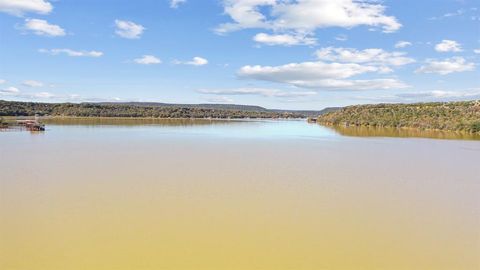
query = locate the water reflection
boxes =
[42,117,234,127]
[34,118,480,141]
[325,125,480,141]
[42,118,339,140]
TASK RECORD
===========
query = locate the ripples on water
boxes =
[1,119,479,270]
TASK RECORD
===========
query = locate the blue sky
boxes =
[0,0,479,110]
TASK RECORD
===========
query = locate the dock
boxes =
[16,120,46,131]
[307,117,318,123]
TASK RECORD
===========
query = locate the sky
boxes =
[0,0,479,110]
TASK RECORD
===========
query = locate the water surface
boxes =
[329,124,480,141]
[1,119,479,270]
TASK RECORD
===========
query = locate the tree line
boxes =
[317,100,480,133]
[0,100,305,119]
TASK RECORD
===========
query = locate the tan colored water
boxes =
[1,120,479,270]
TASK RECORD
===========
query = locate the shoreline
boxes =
[3,115,479,140]
[316,100,480,135]
[1,115,308,121]
[318,122,480,135]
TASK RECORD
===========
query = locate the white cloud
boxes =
[32,91,54,98]
[216,0,401,34]
[5,91,57,99]
[237,46,413,91]
[356,88,480,103]
[115,20,145,39]
[22,80,44,87]
[23,18,65,37]
[416,57,475,75]
[0,79,6,84]
[396,90,480,99]
[315,47,415,66]
[1,86,20,93]
[0,0,52,16]
[0,89,126,102]
[204,96,234,103]
[429,9,470,20]
[253,32,316,46]
[474,49,480,54]
[39,48,103,57]
[335,34,348,41]
[190,57,208,66]
[134,55,162,65]
[290,78,408,90]
[435,39,462,52]
[440,9,465,18]
[170,0,186,8]
[198,87,317,98]
[240,62,376,81]
[173,56,208,66]
[395,41,412,48]
[238,61,408,90]
[339,79,407,90]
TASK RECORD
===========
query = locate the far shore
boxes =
[1,115,307,121]
[2,115,476,135]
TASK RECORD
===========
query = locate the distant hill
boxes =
[317,100,480,133]
[98,102,338,116]
[97,102,340,116]
[98,102,268,112]
[0,100,329,119]
[313,107,342,115]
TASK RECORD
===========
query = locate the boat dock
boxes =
[0,117,46,132]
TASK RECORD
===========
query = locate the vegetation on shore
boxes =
[0,117,7,128]
[317,100,480,134]
[0,100,310,119]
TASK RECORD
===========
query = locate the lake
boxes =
[1,119,479,270]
